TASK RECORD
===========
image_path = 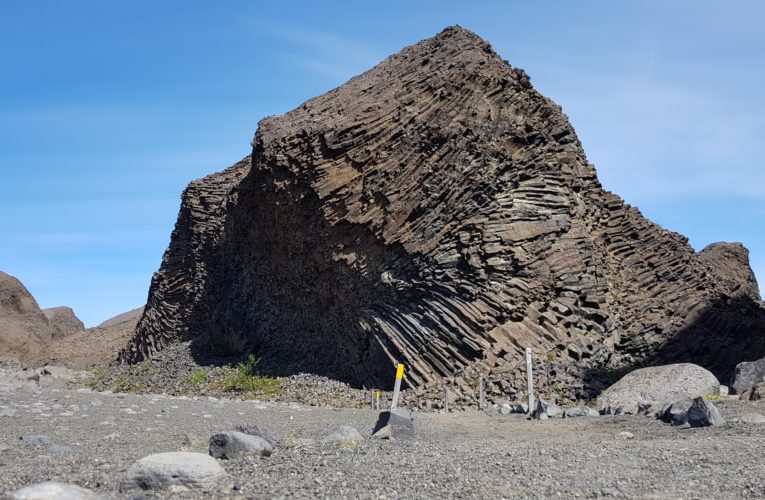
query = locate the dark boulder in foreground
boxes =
[120,26,765,401]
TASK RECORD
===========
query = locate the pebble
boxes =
[10,480,101,499]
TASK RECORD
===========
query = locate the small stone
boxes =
[89,400,103,407]
[209,431,272,459]
[322,426,363,447]
[121,452,227,491]
[10,480,101,499]
[20,434,52,445]
[48,445,76,455]
[687,397,725,427]
[617,431,634,440]
[0,408,17,417]
[499,404,512,415]
[739,412,765,424]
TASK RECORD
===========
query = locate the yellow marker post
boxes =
[375,390,381,410]
[391,363,404,409]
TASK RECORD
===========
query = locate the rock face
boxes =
[0,271,51,365]
[597,364,720,415]
[697,242,760,301]
[731,356,765,394]
[43,306,84,338]
[120,26,765,400]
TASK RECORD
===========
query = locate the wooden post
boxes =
[478,376,485,410]
[526,347,534,413]
[443,386,449,412]
[391,364,404,409]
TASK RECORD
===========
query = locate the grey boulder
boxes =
[121,451,227,491]
[739,412,765,424]
[565,406,599,418]
[658,400,693,426]
[597,363,720,415]
[322,425,364,446]
[209,431,272,459]
[731,356,765,394]
[687,397,725,427]
[10,481,101,499]
[534,399,563,419]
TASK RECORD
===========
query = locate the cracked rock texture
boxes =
[120,26,765,402]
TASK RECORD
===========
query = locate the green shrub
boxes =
[181,369,210,387]
[214,355,281,397]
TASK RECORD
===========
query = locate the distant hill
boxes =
[97,307,144,328]
[0,271,52,365]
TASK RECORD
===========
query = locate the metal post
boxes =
[391,364,404,409]
[375,390,381,410]
[443,386,449,412]
[478,376,485,410]
[526,347,534,413]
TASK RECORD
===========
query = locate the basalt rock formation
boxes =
[120,27,765,401]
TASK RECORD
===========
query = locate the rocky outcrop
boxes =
[698,242,760,301]
[43,306,85,338]
[0,271,51,365]
[120,26,765,402]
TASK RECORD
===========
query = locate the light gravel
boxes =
[2,374,765,498]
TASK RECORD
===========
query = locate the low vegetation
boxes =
[213,355,281,397]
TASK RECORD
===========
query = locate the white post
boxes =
[478,376,485,410]
[390,364,404,409]
[375,390,381,410]
[526,347,534,413]
[443,386,449,412]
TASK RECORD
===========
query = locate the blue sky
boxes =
[1,1,763,326]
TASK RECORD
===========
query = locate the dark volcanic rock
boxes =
[120,26,765,400]
[43,306,85,338]
[698,242,760,301]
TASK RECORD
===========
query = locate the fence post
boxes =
[375,390,381,410]
[391,364,404,409]
[478,375,485,410]
[526,347,534,413]
[443,386,449,412]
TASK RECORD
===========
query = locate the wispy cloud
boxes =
[253,22,383,81]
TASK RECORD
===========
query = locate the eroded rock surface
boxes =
[120,26,765,401]
[42,307,84,339]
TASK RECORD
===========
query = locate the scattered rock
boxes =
[617,432,634,440]
[322,426,364,447]
[499,403,513,415]
[20,434,52,445]
[534,399,563,419]
[10,481,101,499]
[598,364,720,415]
[731,356,765,394]
[687,397,725,427]
[739,412,765,424]
[513,403,529,414]
[121,452,227,491]
[564,406,599,418]
[739,382,765,401]
[0,408,17,417]
[659,400,692,426]
[209,431,272,459]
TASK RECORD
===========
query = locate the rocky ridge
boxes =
[120,26,765,404]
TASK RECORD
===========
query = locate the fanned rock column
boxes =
[120,26,765,401]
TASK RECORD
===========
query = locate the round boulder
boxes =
[209,431,272,459]
[597,363,720,415]
[11,481,101,499]
[121,451,227,491]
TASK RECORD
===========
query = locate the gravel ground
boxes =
[2,371,765,499]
